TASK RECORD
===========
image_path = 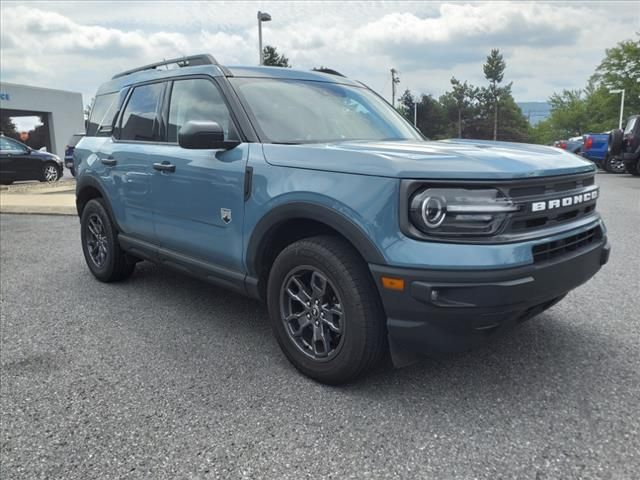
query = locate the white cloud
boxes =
[0,1,637,104]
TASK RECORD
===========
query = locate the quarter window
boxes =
[119,83,164,142]
[87,92,120,137]
[167,79,237,143]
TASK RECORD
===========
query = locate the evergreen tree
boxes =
[483,49,512,140]
[449,77,477,138]
[262,45,291,67]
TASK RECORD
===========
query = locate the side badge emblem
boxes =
[221,208,232,224]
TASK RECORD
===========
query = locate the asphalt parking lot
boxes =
[1,172,639,479]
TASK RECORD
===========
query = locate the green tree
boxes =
[0,114,18,137]
[415,94,448,139]
[397,89,415,122]
[483,49,512,140]
[449,77,477,138]
[262,45,291,67]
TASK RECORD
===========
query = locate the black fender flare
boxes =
[245,202,386,277]
[75,176,120,230]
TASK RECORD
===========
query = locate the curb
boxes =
[0,206,77,216]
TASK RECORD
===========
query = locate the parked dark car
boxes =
[609,114,640,176]
[0,135,63,184]
[65,133,85,177]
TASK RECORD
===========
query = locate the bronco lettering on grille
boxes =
[531,189,598,212]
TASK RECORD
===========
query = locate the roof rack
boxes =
[312,68,346,77]
[112,54,224,80]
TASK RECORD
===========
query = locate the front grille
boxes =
[503,173,598,234]
[532,227,599,264]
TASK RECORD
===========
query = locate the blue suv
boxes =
[75,54,610,384]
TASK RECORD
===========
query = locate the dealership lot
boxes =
[0,173,638,479]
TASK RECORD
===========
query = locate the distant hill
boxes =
[517,102,551,125]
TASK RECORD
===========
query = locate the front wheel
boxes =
[80,198,136,282]
[267,236,386,385]
[41,163,60,182]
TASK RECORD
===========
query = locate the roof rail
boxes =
[112,54,223,80]
[312,68,346,77]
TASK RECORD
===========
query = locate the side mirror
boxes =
[178,120,239,150]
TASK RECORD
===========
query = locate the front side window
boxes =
[0,137,27,153]
[230,78,422,144]
[119,83,164,142]
[167,78,237,142]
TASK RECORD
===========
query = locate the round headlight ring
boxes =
[421,196,446,228]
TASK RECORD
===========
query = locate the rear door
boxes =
[108,81,167,242]
[151,76,248,272]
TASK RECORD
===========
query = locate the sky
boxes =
[1,1,638,107]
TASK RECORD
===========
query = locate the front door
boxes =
[152,77,248,273]
[0,136,34,180]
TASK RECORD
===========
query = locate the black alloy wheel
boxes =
[280,266,345,360]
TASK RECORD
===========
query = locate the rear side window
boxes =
[87,93,120,137]
[167,78,237,142]
[0,137,26,153]
[119,83,164,142]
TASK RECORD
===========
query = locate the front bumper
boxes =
[370,237,610,357]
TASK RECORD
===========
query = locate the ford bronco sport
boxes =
[75,55,610,384]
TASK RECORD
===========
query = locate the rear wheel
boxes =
[41,163,60,182]
[626,158,640,176]
[267,235,386,385]
[603,155,626,174]
[81,198,136,282]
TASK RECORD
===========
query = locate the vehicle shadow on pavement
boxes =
[114,261,621,401]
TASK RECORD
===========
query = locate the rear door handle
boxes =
[101,157,117,166]
[153,162,176,173]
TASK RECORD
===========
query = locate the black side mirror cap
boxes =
[178,120,240,150]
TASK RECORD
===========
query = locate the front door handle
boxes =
[153,162,176,173]
[101,157,117,166]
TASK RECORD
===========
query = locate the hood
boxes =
[32,149,60,161]
[262,139,596,180]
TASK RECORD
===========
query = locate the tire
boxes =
[603,155,626,174]
[70,167,76,177]
[608,129,623,156]
[41,162,60,182]
[625,159,640,176]
[267,235,386,385]
[80,198,136,282]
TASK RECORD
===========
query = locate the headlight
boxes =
[409,188,520,237]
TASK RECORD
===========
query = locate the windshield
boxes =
[230,78,422,144]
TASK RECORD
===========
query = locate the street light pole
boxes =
[610,88,625,129]
[390,68,399,107]
[257,11,272,65]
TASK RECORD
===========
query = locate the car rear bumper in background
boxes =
[369,237,610,357]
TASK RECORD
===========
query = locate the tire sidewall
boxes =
[267,242,373,382]
[80,199,118,281]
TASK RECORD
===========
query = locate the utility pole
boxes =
[414,100,418,126]
[390,68,399,107]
